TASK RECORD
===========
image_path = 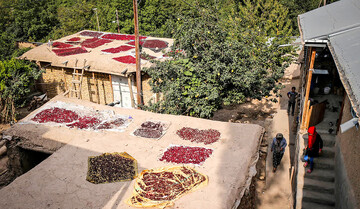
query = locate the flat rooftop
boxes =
[0,96,263,209]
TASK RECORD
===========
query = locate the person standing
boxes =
[271,133,287,172]
[304,126,323,173]
[287,87,298,116]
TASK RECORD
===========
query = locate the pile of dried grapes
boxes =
[102,34,147,41]
[133,121,164,139]
[176,127,221,144]
[97,118,126,130]
[86,152,137,184]
[159,146,213,164]
[127,166,207,208]
[79,31,103,38]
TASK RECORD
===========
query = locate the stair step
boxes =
[303,190,335,206]
[314,158,335,170]
[304,168,335,182]
[321,147,335,158]
[303,134,335,147]
[303,178,334,194]
[302,201,335,209]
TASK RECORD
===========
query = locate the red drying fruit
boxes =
[101,45,135,53]
[67,116,101,129]
[176,127,221,145]
[102,34,147,41]
[31,107,79,123]
[113,55,136,64]
[53,47,88,56]
[126,40,145,46]
[79,31,103,38]
[97,118,126,130]
[159,146,213,164]
[67,37,81,42]
[52,42,73,48]
[81,38,112,48]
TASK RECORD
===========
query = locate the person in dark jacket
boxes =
[287,87,298,116]
[304,126,323,173]
[271,133,287,172]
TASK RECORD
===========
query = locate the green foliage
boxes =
[0,58,42,123]
[143,4,294,118]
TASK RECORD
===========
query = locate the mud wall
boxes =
[335,95,360,209]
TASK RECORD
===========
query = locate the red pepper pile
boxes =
[81,38,112,48]
[101,45,135,53]
[113,55,136,64]
[67,116,101,129]
[52,42,73,48]
[159,146,213,164]
[79,31,103,38]
[52,47,88,56]
[32,107,79,123]
[176,127,221,145]
[67,37,81,42]
[102,34,147,41]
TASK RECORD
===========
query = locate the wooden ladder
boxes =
[70,59,86,99]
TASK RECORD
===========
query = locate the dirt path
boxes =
[212,58,301,209]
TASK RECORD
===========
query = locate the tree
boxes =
[0,58,42,123]
[143,6,294,118]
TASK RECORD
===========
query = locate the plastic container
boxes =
[324,87,331,94]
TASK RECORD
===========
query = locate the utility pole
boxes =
[133,0,142,107]
[93,8,100,31]
[116,9,120,33]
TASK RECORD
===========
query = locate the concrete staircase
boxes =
[301,131,336,208]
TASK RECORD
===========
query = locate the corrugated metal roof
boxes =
[298,0,360,42]
[328,27,360,117]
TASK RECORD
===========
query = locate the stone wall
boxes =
[335,95,360,209]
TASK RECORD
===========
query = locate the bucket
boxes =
[324,87,331,94]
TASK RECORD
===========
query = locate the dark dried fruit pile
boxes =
[79,31,103,38]
[133,121,164,139]
[52,47,88,56]
[159,146,213,164]
[52,42,73,48]
[31,107,79,123]
[67,116,101,129]
[176,127,221,144]
[86,152,137,184]
[127,166,208,208]
[126,40,145,46]
[101,45,135,53]
[143,39,168,49]
[97,118,126,130]
[81,38,112,48]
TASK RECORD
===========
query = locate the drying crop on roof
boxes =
[31,107,79,123]
[126,166,208,208]
[67,37,81,42]
[52,42,73,48]
[101,45,135,53]
[126,40,145,46]
[81,38,112,48]
[52,47,88,56]
[133,121,169,139]
[176,127,221,144]
[159,145,213,165]
[113,55,136,64]
[87,152,138,184]
[79,31,103,38]
[102,34,147,41]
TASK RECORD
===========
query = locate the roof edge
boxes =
[328,42,360,121]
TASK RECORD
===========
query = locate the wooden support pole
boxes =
[133,0,142,108]
[93,72,100,104]
[62,68,68,92]
[305,100,312,129]
[301,49,316,130]
[109,74,114,103]
[128,75,135,108]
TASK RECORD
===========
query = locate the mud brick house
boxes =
[294,0,360,208]
[19,30,174,108]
